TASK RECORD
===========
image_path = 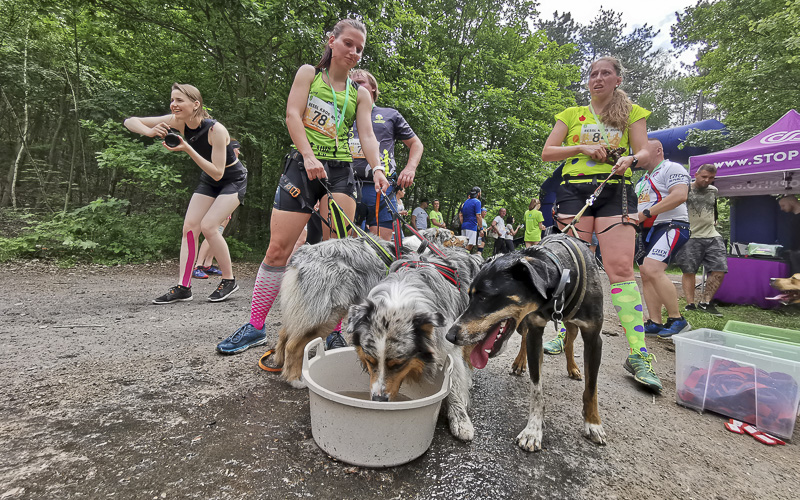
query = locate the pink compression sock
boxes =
[249,263,285,330]
[181,230,195,288]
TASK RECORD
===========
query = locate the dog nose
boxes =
[445,325,460,344]
[371,394,389,402]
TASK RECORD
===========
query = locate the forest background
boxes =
[1,0,798,264]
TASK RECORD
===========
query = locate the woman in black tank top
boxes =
[124,83,241,305]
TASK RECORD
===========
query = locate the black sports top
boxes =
[183,119,246,185]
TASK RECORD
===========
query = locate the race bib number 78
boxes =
[303,95,338,139]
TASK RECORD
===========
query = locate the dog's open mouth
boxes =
[470,318,515,369]
[766,291,800,305]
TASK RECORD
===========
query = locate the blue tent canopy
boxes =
[648,119,726,164]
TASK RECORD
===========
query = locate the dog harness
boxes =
[396,260,461,290]
[537,236,589,332]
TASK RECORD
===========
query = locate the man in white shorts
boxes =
[636,139,691,338]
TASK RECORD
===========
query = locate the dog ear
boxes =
[345,300,374,346]
[412,311,446,331]
[510,257,552,300]
[412,312,442,363]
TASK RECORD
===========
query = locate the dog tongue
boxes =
[470,328,499,369]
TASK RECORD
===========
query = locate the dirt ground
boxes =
[1,260,798,499]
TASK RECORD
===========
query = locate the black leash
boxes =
[277,159,395,270]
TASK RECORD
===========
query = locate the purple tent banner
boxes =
[689,110,800,196]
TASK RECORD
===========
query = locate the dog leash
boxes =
[380,187,449,259]
[560,171,617,237]
[397,260,461,290]
[317,179,397,270]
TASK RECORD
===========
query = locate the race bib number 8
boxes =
[580,124,623,147]
[303,96,338,139]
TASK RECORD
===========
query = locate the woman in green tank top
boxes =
[217,18,388,355]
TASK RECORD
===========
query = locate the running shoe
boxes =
[153,285,192,304]
[684,303,698,312]
[217,323,267,354]
[699,302,723,317]
[192,266,209,279]
[542,328,566,355]
[644,319,664,336]
[624,351,663,392]
[208,278,239,302]
[657,317,691,338]
[325,330,348,350]
[205,265,222,276]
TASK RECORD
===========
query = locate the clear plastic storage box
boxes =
[673,328,800,440]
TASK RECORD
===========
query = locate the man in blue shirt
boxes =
[460,187,483,253]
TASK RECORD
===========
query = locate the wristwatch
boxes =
[642,208,652,218]
[630,155,639,169]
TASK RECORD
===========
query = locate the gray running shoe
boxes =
[153,285,192,304]
[208,279,239,302]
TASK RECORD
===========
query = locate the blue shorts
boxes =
[357,183,396,229]
[638,221,690,265]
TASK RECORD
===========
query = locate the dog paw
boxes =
[567,368,582,380]
[287,378,307,389]
[584,423,607,445]
[510,362,526,376]
[516,428,543,452]
[449,414,475,441]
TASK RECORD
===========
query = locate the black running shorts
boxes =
[273,152,356,214]
[194,167,247,205]
[555,181,637,218]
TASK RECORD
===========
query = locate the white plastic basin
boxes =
[302,337,453,467]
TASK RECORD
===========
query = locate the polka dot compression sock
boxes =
[610,280,648,354]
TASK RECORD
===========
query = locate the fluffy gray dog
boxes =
[346,248,484,441]
[272,228,462,386]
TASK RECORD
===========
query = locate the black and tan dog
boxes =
[770,273,800,305]
[446,233,606,451]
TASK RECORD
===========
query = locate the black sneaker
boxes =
[699,302,723,317]
[685,303,698,312]
[153,285,192,304]
[208,278,239,302]
[325,330,348,350]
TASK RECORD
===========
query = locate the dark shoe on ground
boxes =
[685,303,698,312]
[153,285,192,304]
[192,266,209,279]
[208,278,239,302]
[624,351,663,392]
[205,265,222,276]
[699,302,723,317]
[657,317,691,338]
[542,328,566,355]
[644,319,664,336]
[217,323,267,354]
[325,330,348,350]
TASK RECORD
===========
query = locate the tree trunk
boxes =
[6,22,32,209]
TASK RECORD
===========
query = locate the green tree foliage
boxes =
[0,0,598,262]
[672,0,800,133]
